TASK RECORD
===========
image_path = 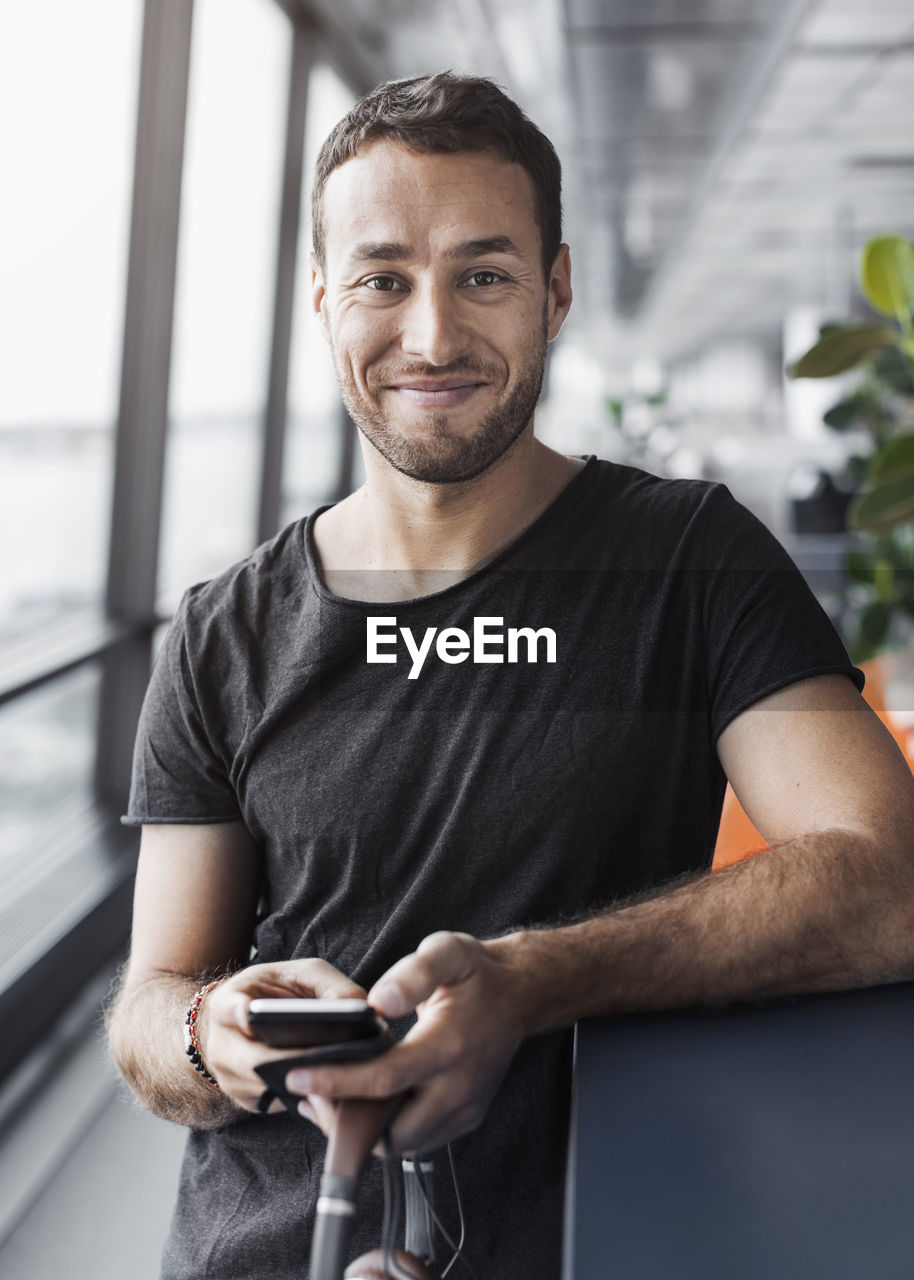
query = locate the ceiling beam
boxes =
[276,0,383,94]
[636,0,819,327]
[567,22,766,44]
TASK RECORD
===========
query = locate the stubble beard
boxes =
[332,324,549,485]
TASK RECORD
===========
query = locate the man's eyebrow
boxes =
[347,236,526,265]
[447,236,525,261]
[350,242,413,263]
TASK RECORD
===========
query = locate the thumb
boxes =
[368,931,478,1018]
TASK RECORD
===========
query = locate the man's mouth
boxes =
[385,379,488,409]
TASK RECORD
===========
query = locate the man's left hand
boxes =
[285,931,528,1154]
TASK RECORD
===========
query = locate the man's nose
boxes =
[399,282,470,367]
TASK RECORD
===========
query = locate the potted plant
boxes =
[788,234,914,667]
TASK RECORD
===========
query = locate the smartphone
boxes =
[250,997,395,1113]
[248,997,387,1050]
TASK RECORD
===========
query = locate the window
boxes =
[0,0,142,641]
[0,664,107,1005]
[160,0,291,607]
[0,669,99,884]
[0,0,364,1080]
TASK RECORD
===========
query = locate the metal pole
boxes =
[95,0,195,806]
[257,21,315,545]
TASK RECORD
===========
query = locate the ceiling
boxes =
[300,0,914,372]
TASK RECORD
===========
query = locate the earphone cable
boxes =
[440,1145,467,1278]
[412,1148,477,1278]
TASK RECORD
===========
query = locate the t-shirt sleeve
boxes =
[122,589,244,826]
[695,484,864,744]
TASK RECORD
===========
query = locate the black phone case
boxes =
[254,1025,395,1114]
[249,1010,379,1049]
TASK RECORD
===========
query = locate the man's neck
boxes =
[312,432,584,602]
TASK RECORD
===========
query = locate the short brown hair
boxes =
[312,71,563,278]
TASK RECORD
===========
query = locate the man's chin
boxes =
[365,436,509,486]
[357,420,529,485]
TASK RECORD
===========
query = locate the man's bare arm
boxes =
[107,822,365,1128]
[490,825,908,1034]
[499,664,914,1026]
[107,822,261,1127]
[289,674,914,1153]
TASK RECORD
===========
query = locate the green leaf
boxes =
[605,396,623,424]
[857,599,893,649]
[849,477,914,531]
[787,325,898,378]
[822,388,894,432]
[870,433,914,483]
[870,346,914,394]
[823,398,860,429]
[846,549,875,584]
[860,235,914,322]
[874,530,913,566]
[873,559,895,600]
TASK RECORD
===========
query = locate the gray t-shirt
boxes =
[126,457,861,1278]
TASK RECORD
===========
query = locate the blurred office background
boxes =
[1,0,913,1275]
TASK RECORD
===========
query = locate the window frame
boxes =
[0,0,366,1087]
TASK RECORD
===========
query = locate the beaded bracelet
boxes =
[183,978,224,1090]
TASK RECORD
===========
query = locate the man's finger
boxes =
[296,1096,335,1133]
[387,1076,485,1156]
[216,961,368,1037]
[252,958,368,1000]
[368,931,476,1018]
[285,1033,444,1101]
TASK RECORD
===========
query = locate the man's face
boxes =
[312,141,572,484]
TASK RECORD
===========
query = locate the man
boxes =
[109,72,914,1278]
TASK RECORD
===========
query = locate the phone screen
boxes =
[248,997,383,1048]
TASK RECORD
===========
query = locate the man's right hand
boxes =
[199,959,368,1116]
[108,823,363,1131]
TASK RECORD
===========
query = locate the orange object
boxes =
[711,661,914,871]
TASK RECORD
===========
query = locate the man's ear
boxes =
[546,244,573,342]
[310,250,331,345]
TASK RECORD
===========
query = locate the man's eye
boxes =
[363,275,403,292]
[463,270,505,288]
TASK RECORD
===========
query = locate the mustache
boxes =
[368,358,500,386]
